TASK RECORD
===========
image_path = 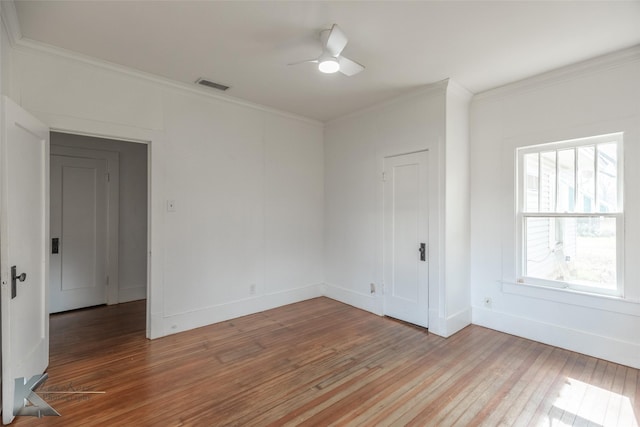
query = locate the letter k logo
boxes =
[14,374,60,418]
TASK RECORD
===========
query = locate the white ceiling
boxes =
[12,1,640,122]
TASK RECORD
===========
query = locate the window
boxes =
[516,133,623,296]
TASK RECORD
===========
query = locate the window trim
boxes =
[515,132,624,297]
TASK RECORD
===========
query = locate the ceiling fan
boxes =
[290,24,365,76]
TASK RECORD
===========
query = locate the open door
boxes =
[1,97,50,424]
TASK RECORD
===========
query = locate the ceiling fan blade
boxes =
[287,58,319,66]
[338,56,365,76]
[325,24,348,57]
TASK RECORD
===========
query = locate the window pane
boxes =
[524,153,539,212]
[557,149,575,212]
[525,217,616,290]
[577,146,595,213]
[597,143,618,212]
[539,151,556,212]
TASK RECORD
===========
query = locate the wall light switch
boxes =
[167,200,176,212]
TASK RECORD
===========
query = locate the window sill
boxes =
[501,280,640,316]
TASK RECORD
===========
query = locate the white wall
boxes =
[470,47,640,368]
[0,8,10,96]
[50,132,148,303]
[324,80,471,337]
[0,2,8,389]
[9,41,324,338]
[160,90,323,322]
[444,82,472,329]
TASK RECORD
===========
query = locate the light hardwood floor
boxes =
[13,297,640,426]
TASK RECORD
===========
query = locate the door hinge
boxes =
[382,172,386,182]
[106,173,110,182]
[106,275,110,285]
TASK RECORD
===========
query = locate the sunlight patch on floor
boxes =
[543,377,638,427]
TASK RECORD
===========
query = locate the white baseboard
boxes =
[429,307,472,338]
[161,284,323,336]
[322,282,383,315]
[158,281,474,345]
[149,311,164,339]
[447,307,472,336]
[472,306,640,369]
[322,283,472,337]
[118,286,147,303]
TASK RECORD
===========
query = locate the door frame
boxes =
[50,145,120,307]
[41,116,158,339]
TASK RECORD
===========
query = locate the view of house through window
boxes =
[517,133,623,296]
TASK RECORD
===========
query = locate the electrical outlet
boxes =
[249,284,256,295]
[370,283,376,294]
[484,297,492,308]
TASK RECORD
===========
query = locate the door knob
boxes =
[419,243,426,262]
[11,266,26,299]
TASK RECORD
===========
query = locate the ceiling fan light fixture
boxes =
[289,24,364,77]
[318,57,340,74]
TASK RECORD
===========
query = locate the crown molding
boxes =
[10,36,323,127]
[446,79,473,103]
[0,0,22,46]
[474,44,640,102]
[326,79,449,126]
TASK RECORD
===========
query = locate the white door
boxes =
[383,151,429,327]
[50,155,108,313]
[1,97,50,424]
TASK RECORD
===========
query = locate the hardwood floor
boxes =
[13,297,639,426]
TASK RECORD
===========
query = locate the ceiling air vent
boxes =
[195,78,230,92]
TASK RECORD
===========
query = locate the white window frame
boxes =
[516,132,624,297]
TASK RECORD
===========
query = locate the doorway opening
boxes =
[49,131,148,335]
